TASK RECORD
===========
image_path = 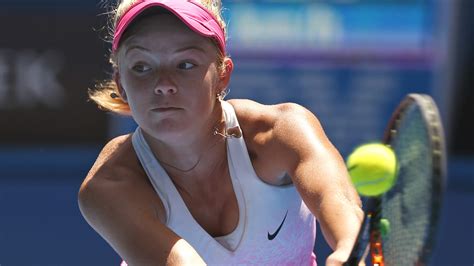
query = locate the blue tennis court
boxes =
[0,149,472,265]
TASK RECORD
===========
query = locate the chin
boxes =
[147,122,189,140]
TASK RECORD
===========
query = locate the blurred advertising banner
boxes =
[229,59,432,155]
[222,0,437,155]
[101,0,441,157]
[0,8,108,144]
[224,1,433,53]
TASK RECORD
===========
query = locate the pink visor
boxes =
[112,0,226,55]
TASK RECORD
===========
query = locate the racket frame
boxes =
[343,93,446,266]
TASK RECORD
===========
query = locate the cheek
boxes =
[202,65,220,96]
[180,68,217,98]
[121,71,154,92]
[180,77,216,120]
[200,71,219,103]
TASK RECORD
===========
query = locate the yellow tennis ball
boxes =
[346,143,398,197]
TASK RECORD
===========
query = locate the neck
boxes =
[143,102,227,176]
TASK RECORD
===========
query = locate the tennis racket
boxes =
[344,93,446,266]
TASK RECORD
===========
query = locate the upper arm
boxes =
[272,105,364,266]
[230,100,360,211]
[79,176,189,265]
[266,103,352,195]
[78,136,204,265]
[271,103,361,217]
[281,105,358,201]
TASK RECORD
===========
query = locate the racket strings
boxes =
[346,94,445,266]
[381,95,445,265]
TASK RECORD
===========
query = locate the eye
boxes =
[177,62,196,70]
[131,64,151,73]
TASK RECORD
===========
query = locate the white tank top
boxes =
[131,101,317,265]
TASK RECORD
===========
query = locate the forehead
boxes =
[121,13,212,50]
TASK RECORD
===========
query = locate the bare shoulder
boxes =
[80,135,145,198]
[78,133,166,230]
[78,133,164,219]
[82,134,136,184]
[227,99,327,182]
[77,136,203,264]
[227,99,318,129]
[228,98,324,144]
[227,99,276,135]
[226,99,279,155]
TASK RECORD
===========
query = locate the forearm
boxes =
[97,222,206,266]
[316,191,364,252]
[104,221,206,266]
[166,239,206,266]
[79,177,206,266]
[292,156,363,252]
[291,152,363,254]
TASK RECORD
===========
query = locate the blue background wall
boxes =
[0,0,472,265]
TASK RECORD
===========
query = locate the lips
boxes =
[151,107,182,113]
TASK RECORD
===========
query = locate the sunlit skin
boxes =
[114,14,239,245]
[116,14,231,172]
[79,11,364,266]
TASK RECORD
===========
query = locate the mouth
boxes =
[151,107,182,113]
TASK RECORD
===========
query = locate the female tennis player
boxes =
[78,0,363,265]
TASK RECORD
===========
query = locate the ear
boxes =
[217,57,233,94]
[113,71,128,102]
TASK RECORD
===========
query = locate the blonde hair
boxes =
[89,0,228,115]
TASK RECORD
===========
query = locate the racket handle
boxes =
[343,214,372,266]
[370,231,385,266]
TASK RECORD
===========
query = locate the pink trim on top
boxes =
[112,0,226,54]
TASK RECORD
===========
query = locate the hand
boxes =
[326,250,347,266]
[326,250,366,266]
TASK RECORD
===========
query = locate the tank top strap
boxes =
[131,127,189,224]
[221,101,260,182]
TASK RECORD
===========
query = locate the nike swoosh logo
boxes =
[267,210,288,240]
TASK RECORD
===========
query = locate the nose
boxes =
[153,77,178,95]
[154,85,177,95]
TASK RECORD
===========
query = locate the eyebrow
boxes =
[125,45,150,55]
